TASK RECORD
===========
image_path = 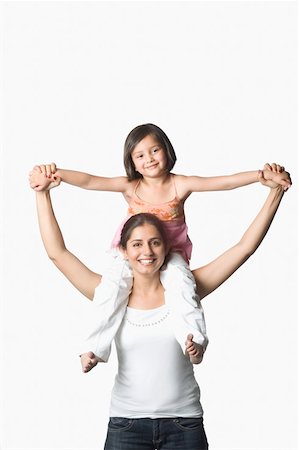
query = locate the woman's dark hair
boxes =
[123,123,177,181]
[120,213,169,252]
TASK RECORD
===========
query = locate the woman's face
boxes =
[123,223,166,276]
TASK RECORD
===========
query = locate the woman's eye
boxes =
[133,243,141,247]
[152,240,161,246]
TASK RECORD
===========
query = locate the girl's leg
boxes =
[160,253,209,356]
[80,250,133,363]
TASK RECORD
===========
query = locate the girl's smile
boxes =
[131,135,167,177]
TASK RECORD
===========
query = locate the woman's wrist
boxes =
[270,184,285,194]
[36,189,50,198]
[271,185,285,202]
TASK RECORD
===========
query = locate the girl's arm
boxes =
[176,164,291,197]
[30,163,131,193]
[36,189,101,300]
[54,169,130,192]
[192,174,286,300]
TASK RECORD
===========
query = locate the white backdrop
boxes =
[1,1,297,450]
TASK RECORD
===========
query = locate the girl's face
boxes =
[131,134,167,178]
[123,223,166,277]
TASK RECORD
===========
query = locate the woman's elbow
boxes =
[46,248,66,265]
[48,253,60,265]
[238,242,257,260]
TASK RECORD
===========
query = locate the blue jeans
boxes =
[104,417,208,450]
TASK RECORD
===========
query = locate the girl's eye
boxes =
[137,154,143,159]
[152,148,159,153]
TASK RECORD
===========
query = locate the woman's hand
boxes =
[185,334,204,365]
[29,165,61,191]
[261,163,292,191]
[193,169,289,301]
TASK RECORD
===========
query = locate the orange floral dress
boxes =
[111,176,192,263]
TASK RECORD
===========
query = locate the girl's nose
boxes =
[146,153,154,163]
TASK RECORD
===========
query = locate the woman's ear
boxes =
[165,244,171,258]
[119,246,128,260]
[161,246,170,271]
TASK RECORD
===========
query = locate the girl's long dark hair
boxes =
[123,123,177,181]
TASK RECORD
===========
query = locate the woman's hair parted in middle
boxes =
[123,123,177,181]
[120,213,169,253]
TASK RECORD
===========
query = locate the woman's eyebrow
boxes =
[129,237,161,243]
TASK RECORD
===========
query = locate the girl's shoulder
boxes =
[171,173,192,200]
[122,178,140,201]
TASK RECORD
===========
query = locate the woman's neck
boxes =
[128,273,165,310]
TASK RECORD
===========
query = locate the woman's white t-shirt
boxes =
[110,304,203,419]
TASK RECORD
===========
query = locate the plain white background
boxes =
[1,1,297,449]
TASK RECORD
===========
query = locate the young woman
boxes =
[31,168,289,450]
[29,124,291,368]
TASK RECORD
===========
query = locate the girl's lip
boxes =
[145,163,158,169]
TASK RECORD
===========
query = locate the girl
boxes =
[29,123,291,371]
[31,171,289,450]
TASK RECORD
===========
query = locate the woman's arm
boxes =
[36,190,101,300]
[192,177,286,300]
[30,163,131,192]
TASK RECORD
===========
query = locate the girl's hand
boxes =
[185,334,204,365]
[36,162,57,178]
[262,163,292,191]
[29,166,61,191]
[263,162,284,173]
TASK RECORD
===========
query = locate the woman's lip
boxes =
[138,259,156,265]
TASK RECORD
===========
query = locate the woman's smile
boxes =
[137,258,156,266]
[123,223,166,275]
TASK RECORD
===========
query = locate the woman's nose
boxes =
[144,243,153,255]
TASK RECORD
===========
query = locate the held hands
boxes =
[261,163,292,191]
[185,334,204,365]
[29,163,60,191]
